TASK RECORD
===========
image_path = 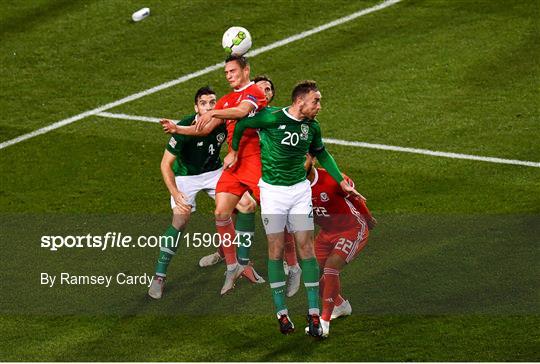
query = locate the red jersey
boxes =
[214,82,267,159]
[311,168,372,233]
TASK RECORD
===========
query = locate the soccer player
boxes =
[252,75,302,296]
[196,74,301,286]
[224,80,361,337]
[148,86,226,299]
[253,75,275,104]
[305,154,377,337]
[160,55,268,295]
[197,74,278,269]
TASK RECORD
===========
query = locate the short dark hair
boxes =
[291,80,319,102]
[194,86,216,104]
[253,74,275,101]
[225,54,249,69]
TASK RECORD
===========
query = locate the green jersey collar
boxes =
[282,107,303,122]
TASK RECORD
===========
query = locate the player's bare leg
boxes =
[149,207,190,299]
[215,191,244,295]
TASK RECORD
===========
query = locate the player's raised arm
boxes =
[232,110,275,151]
[161,118,223,137]
[309,122,363,198]
[195,99,258,131]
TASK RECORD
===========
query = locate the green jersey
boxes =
[232,107,325,186]
[166,114,227,176]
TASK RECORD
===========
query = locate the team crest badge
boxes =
[217,133,226,143]
[320,192,329,202]
[300,124,309,140]
[263,218,269,225]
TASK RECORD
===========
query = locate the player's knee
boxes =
[214,208,232,220]
[298,247,315,260]
[236,194,256,213]
[325,254,346,270]
[172,208,190,229]
[295,235,315,259]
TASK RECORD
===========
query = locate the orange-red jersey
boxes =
[214,82,267,159]
[311,168,372,233]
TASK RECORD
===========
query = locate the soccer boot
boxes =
[241,263,266,284]
[277,313,295,334]
[331,299,352,320]
[199,251,224,267]
[220,264,244,295]
[285,265,302,297]
[304,314,323,338]
[148,276,165,299]
[283,261,290,275]
[320,318,330,338]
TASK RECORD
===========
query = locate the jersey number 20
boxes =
[281,131,299,146]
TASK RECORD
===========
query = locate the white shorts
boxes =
[170,167,223,212]
[258,178,314,234]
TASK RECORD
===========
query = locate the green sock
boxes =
[236,212,255,265]
[300,257,320,314]
[268,259,287,315]
[155,225,182,277]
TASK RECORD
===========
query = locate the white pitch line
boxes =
[97,112,162,123]
[0,0,401,150]
[95,112,540,168]
[323,138,540,168]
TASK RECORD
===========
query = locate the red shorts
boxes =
[315,226,368,266]
[215,155,262,201]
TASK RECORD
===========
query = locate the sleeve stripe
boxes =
[241,99,259,110]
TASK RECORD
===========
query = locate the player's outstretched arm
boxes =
[312,148,363,198]
[231,111,275,151]
[160,150,191,213]
[160,118,222,137]
[195,102,254,131]
[310,122,364,198]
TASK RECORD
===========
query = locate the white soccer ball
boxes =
[222,26,252,56]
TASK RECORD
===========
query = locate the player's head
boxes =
[224,55,251,89]
[194,86,217,116]
[253,75,275,103]
[291,80,321,119]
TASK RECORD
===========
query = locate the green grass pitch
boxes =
[1,0,539,361]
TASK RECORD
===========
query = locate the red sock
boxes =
[319,275,325,298]
[216,217,237,265]
[284,230,298,266]
[217,245,225,258]
[321,267,340,322]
